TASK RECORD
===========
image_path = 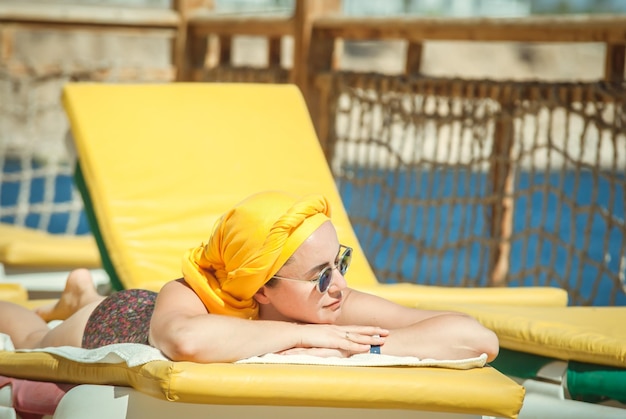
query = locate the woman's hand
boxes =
[293,324,387,355]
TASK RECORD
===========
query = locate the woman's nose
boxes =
[327,267,348,293]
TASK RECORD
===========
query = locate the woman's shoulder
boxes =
[160,277,189,291]
[157,278,200,302]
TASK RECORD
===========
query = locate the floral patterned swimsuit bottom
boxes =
[82,289,158,349]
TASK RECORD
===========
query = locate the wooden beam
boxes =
[313,15,626,43]
[188,13,294,37]
[3,62,175,81]
[0,4,180,29]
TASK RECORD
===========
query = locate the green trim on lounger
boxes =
[74,162,124,291]
[568,361,626,404]
[490,348,553,379]
[492,348,626,404]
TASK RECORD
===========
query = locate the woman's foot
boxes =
[35,269,104,322]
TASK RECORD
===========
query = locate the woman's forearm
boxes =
[378,313,499,361]
[152,314,388,363]
[153,314,302,362]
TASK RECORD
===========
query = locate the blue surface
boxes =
[339,166,626,306]
[0,159,91,235]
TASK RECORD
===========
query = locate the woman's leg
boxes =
[0,299,100,349]
[0,268,105,349]
[0,301,51,349]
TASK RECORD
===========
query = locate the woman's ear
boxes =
[254,286,271,305]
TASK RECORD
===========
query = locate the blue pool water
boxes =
[339,167,626,306]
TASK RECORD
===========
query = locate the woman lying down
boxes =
[0,191,498,364]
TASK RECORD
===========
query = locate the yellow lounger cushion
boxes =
[0,283,59,310]
[356,283,568,307]
[0,283,28,302]
[64,82,566,307]
[0,223,101,269]
[419,303,626,368]
[0,351,524,418]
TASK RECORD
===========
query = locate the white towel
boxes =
[236,352,487,369]
[0,334,14,351]
[15,341,169,368]
[1,333,486,369]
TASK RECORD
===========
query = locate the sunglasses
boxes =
[272,244,353,293]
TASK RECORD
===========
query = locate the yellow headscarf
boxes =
[181,191,331,319]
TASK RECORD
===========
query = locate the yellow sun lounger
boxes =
[0,222,108,297]
[418,302,626,417]
[0,223,100,271]
[0,82,546,418]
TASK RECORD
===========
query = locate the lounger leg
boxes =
[0,385,17,419]
[53,385,129,419]
[519,380,626,419]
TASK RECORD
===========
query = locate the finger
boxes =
[344,331,385,345]
[343,326,389,338]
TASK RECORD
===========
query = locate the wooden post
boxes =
[488,90,515,287]
[0,26,13,64]
[218,35,232,66]
[268,37,282,68]
[185,27,209,81]
[174,0,213,81]
[292,0,340,96]
[292,0,340,153]
[306,30,336,155]
[405,41,423,75]
[604,43,625,82]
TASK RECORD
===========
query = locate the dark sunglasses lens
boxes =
[318,268,332,292]
[339,248,352,275]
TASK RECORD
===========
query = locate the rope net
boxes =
[0,64,172,235]
[202,66,290,83]
[325,73,626,306]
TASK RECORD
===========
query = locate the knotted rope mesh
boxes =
[325,72,626,306]
[202,66,290,83]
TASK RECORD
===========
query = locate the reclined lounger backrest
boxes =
[64,83,377,291]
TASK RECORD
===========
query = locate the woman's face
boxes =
[260,221,348,324]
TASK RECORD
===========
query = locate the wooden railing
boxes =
[306,14,626,136]
[2,2,624,92]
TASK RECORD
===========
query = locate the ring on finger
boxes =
[345,332,350,340]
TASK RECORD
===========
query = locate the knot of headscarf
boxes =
[181,191,331,319]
